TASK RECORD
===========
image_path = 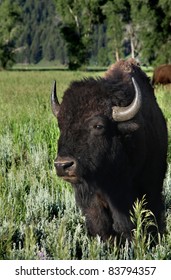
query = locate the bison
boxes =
[152,64,171,85]
[51,59,168,242]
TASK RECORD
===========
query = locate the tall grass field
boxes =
[0,70,171,260]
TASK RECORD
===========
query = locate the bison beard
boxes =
[51,59,168,243]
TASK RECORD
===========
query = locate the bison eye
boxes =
[92,124,106,135]
[94,124,104,130]
[88,116,108,135]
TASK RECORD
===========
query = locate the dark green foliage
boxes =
[60,24,88,70]
[55,0,107,69]
[14,0,67,65]
[102,0,129,61]
[1,0,171,68]
[128,0,171,65]
[55,0,171,66]
[0,0,21,69]
[153,0,171,65]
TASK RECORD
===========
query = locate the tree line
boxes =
[0,0,171,69]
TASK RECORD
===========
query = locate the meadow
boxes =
[0,69,171,260]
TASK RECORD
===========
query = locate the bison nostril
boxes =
[54,157,77,177]
[55,161,74,170]
[62,161,74,170]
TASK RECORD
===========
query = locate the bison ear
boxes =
[51,80,60,118]
[117,121,140,134]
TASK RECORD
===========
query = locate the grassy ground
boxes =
[0,70,171,260]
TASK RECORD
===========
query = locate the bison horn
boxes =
[51,80,60,117]
[112,77,142,122]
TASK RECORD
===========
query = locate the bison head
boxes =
[51,75,141,188]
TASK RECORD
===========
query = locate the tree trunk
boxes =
[115,48,120,61]
[130,35,135,59]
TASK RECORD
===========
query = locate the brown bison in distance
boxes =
[51,59,168,243]
[152,64,171,85]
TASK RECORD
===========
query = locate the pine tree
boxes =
[0,0,21,69]
[155,0,171,64]
[15,0,67,65]
[55,0,107,69]
[128,0,171,65]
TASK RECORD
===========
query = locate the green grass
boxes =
[0,70,171,260]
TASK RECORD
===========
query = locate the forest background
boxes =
[0,0,171,70]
